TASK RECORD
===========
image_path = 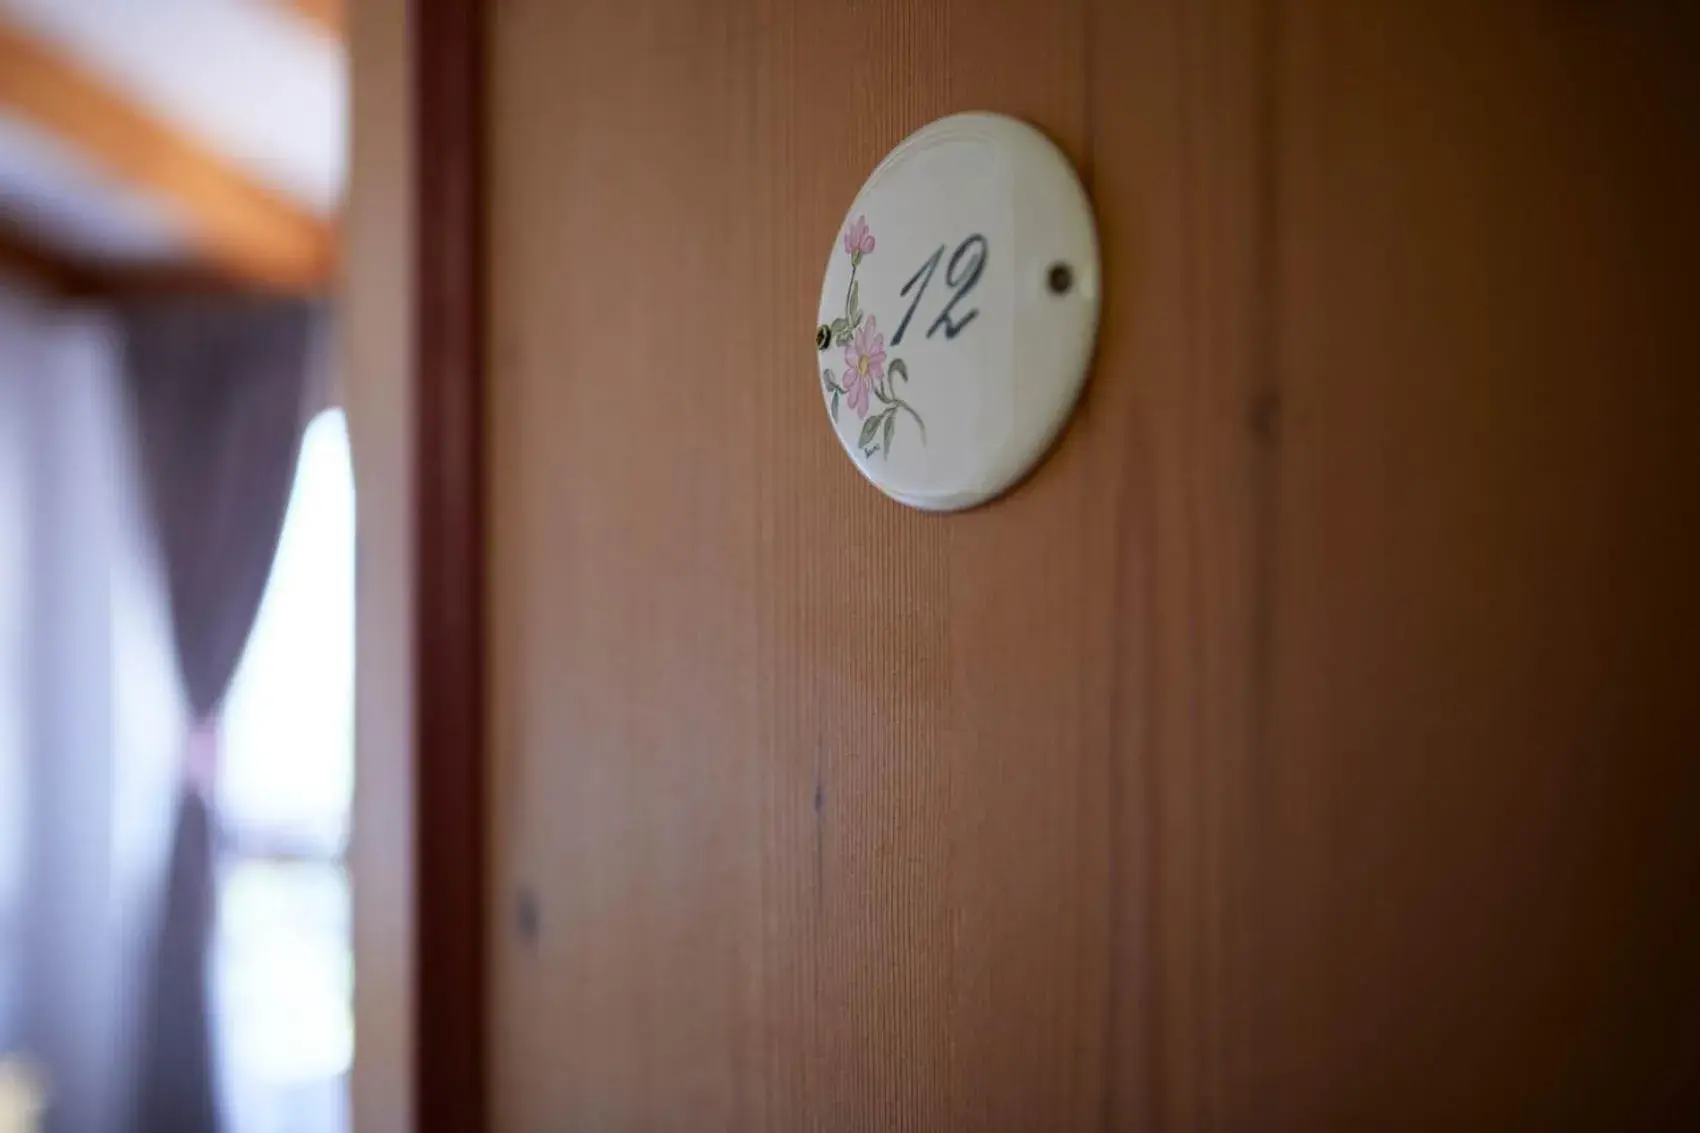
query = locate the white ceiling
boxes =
[0,0,345,268]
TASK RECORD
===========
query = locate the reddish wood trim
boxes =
[412,0,487,1131]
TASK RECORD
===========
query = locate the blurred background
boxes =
[0,2,349,1132]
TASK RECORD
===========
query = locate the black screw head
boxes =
[1047,262,1074,295]
[816,324,833,351]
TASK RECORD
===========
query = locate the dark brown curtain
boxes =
[120,298,321,1133]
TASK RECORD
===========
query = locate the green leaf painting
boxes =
[821,215,927,460]
[859,410,885,447]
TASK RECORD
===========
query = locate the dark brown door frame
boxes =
[412,0,487,1130]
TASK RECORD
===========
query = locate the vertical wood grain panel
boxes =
[487,0,1118,1129]
[1095,0,1700,1127]
[1264,3,1700,1124]
[480,0,1700,1127]
[347,0,414,1130]
[1090,1,1273,1127]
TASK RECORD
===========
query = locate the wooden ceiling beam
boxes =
[0,22,334,293]
[0,222,89,296]
[282,0,345,40]
[0,220,290,301]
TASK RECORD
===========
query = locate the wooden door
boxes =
[479,1,1700,1128]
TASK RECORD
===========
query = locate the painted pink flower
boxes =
[842,214,876,257]
[841,366,870,418]
[841,316,885,418]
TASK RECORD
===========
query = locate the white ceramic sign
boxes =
[815,112,1100,511]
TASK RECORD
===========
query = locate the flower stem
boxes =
[873,380,926,443]
[892,397,926,442]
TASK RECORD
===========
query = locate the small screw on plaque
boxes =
[816,324,833,351]
[1047,262,1074,296]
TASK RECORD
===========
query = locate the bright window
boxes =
[214,409,353,1133]
[0,376,24,1047]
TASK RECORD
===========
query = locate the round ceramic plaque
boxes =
[815,112,1100,511]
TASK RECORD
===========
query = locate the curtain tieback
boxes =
[183,715,220,800]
